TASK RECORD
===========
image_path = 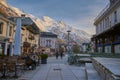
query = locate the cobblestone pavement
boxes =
[17,55,86,80]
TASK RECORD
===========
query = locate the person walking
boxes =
[60,51,63,59]
[59,47,64,59]
[56,50,59,59]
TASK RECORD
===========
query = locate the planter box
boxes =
[41,58,47,64]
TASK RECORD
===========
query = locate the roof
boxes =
[22,17,40,34]
[22,17,33,26]
[40,32,58,38]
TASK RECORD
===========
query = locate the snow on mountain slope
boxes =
[40,16,91,44]
[1,0,91,44]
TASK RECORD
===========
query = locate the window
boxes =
[107,17,109,27]
[110,21,111,27]
[105,18,107,28]
[9,26,12,36]
[114,11,117,22]
[100,22,102,33]
[0,22,3,34]
[103,20,105,29]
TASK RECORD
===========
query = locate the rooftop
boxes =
[22,17,40,34]
[40,32,58,38]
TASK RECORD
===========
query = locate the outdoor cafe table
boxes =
[2,62,25,78]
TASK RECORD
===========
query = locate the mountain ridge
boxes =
[39,16,91,44]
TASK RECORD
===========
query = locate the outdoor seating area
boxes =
[0,54,41,79]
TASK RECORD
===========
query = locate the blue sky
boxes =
[7,0,109,35]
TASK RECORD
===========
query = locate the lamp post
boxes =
[67,30,71,63]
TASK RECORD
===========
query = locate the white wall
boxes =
[105,46,111,53]
[40,37,57,49]
[98,47,102,53]
[114,44,120,54]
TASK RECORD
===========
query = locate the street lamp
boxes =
[67,30,71,63]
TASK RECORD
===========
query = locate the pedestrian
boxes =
[25,55,33,70]
[60,51,63,59]
[56,50,59,59]
[31,55,37,69]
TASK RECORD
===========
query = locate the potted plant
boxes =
[40,53,48,64]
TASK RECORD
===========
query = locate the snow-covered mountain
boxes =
[0,0,91,44]
[40,16,91,44]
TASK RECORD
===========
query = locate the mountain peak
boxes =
[59,21,65,24]
[58,21,66,27]
[42,16,54,22]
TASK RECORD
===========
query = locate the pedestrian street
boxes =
[18,55,86,80]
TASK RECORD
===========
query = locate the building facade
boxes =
[0,1,40,56]
[0,0,18,56]
[40,32,58,50]
[21,17,40,55]
[0,13,16,56]
[92,0,120,54]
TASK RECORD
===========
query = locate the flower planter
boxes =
[40,54,48,64]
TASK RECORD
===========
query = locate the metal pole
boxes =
[67,30,71,62]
